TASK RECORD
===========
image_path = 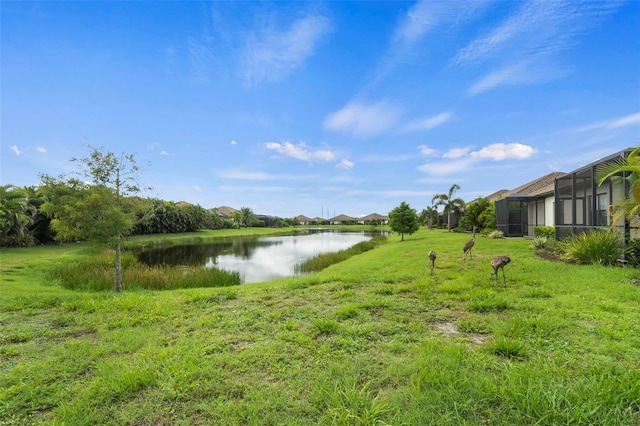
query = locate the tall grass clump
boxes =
[487,230,504,239]
[558,229,623,266]
[532,236,549,250]
[48,252,240,291]
[294,236,386,273]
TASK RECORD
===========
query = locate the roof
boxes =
[329,214,355,222]
[216,206,237,217]
[503,172,566,198]
[359,213,389,221]
[295,215,313,222]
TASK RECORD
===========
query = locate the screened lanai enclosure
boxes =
[555,148,634,241]
[495,197,528,237]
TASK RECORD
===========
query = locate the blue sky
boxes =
[2,1,639,219]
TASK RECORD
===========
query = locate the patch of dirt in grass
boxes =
[435,321,489,344]
[535,251,565,263]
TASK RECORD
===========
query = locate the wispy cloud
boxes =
[10,145,21,156]
[220,185,293,193]
[242,14,332,86]
[375,0,488,82]
[336,159,355,170]
[468,56,569,94]
[402,112,452,132]
[418,145,438,156]
[418,157,476,176]
[574,112,640,132]
[360,153,414,163]
[265,141,335,163]
[189,5,331,86]
[36,146,47,153]
[456,0,622,94]
[324,100,401,137]
[217,169,320,181]
[443,147,471,159]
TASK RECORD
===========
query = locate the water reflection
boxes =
[134,229,385,283]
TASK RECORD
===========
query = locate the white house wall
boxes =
[545,196,555,226]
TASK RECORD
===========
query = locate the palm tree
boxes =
[239,206,255,228]
[0,184,37,247]
[419,206,438,229]
[596,146,640,226]
[231,210,243,228]
[432,184,465,232]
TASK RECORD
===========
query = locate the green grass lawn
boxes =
[1,228,639,425]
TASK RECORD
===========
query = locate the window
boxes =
[595,193,608,226]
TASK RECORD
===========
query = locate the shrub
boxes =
[558,229,623,266]
[534,226,555,239]
[532,236,548,250]
[487,230,504,239]
[623,238,640,267]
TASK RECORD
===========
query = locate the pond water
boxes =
[134,229,385,284]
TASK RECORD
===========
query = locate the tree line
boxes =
[0,147,299,249]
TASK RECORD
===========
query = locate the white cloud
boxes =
[160,151,169,156]
[403,112,452,132]
[36,147,47,153]
[265,141,335,163]
[324,100,401,137]
[193,186,202,192]
[470,143,537,161]
[443,147,471,159]
[418,145,438,156]
[242,14,332,86]
[10,145,21,156]
[336,159,355,170]
[231,140,237,145]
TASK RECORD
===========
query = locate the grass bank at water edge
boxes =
[1,227,639,425]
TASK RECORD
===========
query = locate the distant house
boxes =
[216,206,237,218]
[554,147,636,241]
[329,214,355,225]
[295,215,313,225]
[358,213,389,225]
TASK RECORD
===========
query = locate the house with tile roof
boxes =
[357,213,389,225]
[491,147,636,239]
[329,214,355,225]
[295,215,313,225]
